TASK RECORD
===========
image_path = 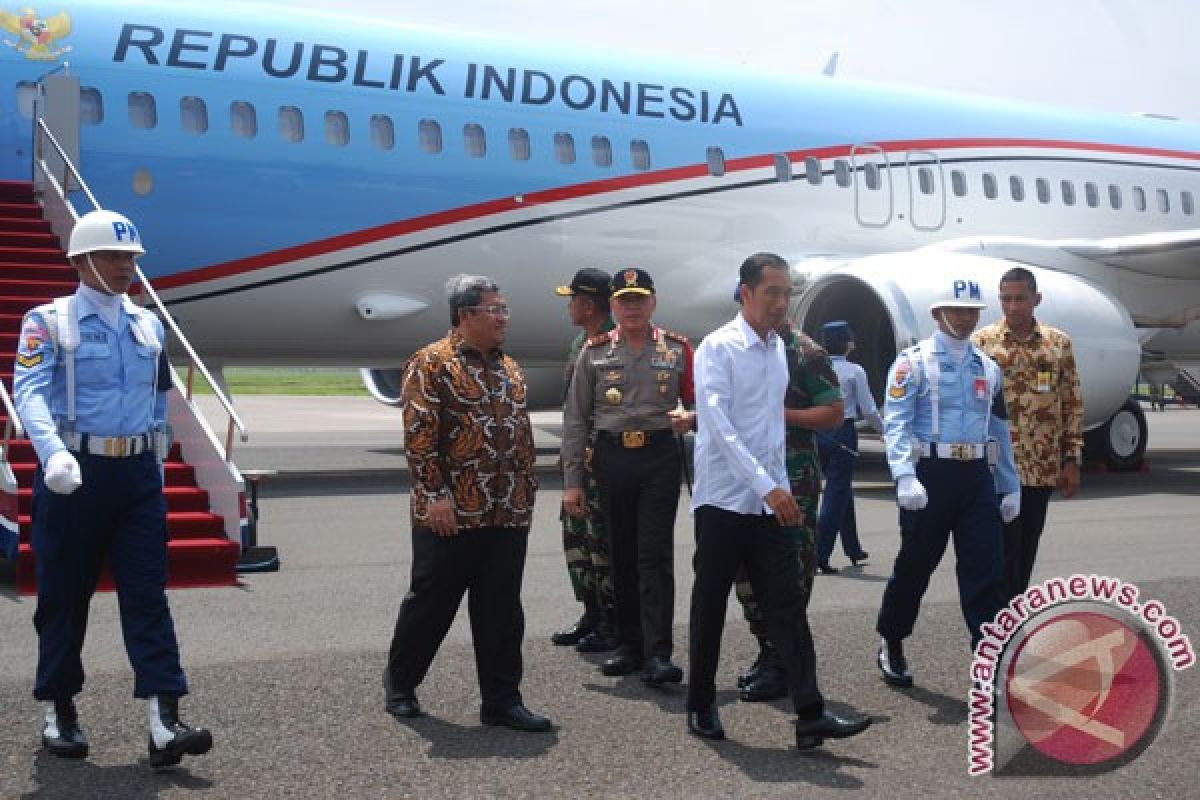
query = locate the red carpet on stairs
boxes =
[0,179,239,594]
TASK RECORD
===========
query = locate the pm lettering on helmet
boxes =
[112,220,139,245]
[953,279,981,302]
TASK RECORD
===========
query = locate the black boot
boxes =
[41,698,88,759]
[576,610,619,653]
[551,612,594,646]
[736,638,773,690]
[741,662,788,702]
[147,695,213,768]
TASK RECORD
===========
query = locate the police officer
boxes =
[561,268,695,686]
[875,279,1020,688]
[551,268,617,651]
[13,210,212,766]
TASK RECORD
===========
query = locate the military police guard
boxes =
[561,268,695,686]
[876,278,1021,688]
[13,210,212,766]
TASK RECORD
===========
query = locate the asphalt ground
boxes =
[0,400,1197,799]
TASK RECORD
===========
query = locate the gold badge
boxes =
[657,371,672,382]
[658,384,670,396]
[605,370,622,382]
[888,385,906,399]
[605,387,622,405]
[623,269,639,287]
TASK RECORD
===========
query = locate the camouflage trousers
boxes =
[735,496,818,639]
[561,465,616,614]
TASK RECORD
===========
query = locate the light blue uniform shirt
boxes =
[882,333,1019,495]
[831,355,883,430]
[14,287,167,465]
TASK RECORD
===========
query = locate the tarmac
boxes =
[0,397,1197,799]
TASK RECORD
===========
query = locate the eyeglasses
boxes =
[466,304,511,319]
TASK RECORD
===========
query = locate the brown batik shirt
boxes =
[402,330,538,529]
[973,319,1084,487]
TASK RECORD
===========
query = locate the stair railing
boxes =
[1,379,25,446]
[32,117,248,461]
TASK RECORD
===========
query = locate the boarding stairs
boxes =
[1172,368,1200,407]
[0,177,242,594]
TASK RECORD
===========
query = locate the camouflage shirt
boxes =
[973,319,1083,487]
[782,324,842,501]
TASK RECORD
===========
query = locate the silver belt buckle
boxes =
[949,443,973,461]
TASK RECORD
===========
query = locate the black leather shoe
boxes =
[877,638,914,688]
[740,664,788,702]
[601,649,643,676]
[850,551,869,566]
[817,563,839,575]
[551,614,594,646]
[641,656,683,687]
[481,704,553,732]
[687,707,725,740]
[41,699,88,759]
[736,640,774,689]
[794,710,872,750]
[147,696,213,768]
[383,669,424,718]
[575,629,619,653]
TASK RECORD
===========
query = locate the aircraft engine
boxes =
[791,251,1146,469]
[360,367,405,407]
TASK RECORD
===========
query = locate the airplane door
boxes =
[36,74,81,192]
[905,150,946,232]
[851,144,893,227]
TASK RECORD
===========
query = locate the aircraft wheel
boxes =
[1084,397,1147,471]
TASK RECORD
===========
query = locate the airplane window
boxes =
[805,157,823,185]
[79,87,103,125]
[419,119,442,154]
[864,163,881,190]
[982,172,997,199]
[594,136,613,168]
[1061,181,1076,206]
[277,106,301,142]
[128,92,157,129]
[1035,178,1051,204]
[1183,191,1195,216]
[325,111,349,146]
[1156,188,1169,213]
[231,102,259,139]
[370,115,394,150]
[834,159,850,187]
[554,132,576,164]
[1108,184,1122,210]
[15,81,36,119]
[1085,182,1099,208]
[632,139,652,171]
[918,167,935,195]
[773,154,792,182]
[1132,186,1146,212]
[465,124,486,158]
[1010,176,1025,202]
[951,170,967,197]
[180,96,208,134]
[509,128,531,161]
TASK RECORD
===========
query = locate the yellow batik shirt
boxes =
[973,319,1084,487]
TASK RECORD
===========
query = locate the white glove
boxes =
[1000,491,1021,524]
[45,450,82,495]
[896,474,928,511]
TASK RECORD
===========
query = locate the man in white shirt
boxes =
[685,253,872,750]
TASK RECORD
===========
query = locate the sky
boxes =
[277,0,1197,121]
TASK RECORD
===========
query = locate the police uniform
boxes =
[552,268,616,649]
[561,268,693,678]
[876,280,1020,686]
[13,209,210,766]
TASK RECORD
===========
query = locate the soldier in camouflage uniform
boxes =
[972,267,1083,600]
[551,269,618,651]
[735,316,844,702]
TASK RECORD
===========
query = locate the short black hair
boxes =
[1000,266,1038,293]
[738,252,789,292]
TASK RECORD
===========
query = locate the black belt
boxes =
[596,429,673,449]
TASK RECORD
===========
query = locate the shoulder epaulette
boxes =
[586,331,613,347]
[660,329,690,345]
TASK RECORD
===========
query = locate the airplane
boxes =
[2,0,1198,472]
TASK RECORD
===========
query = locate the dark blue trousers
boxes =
[876,457,1005,649]
[31,450,187,701]
[816,420,865,565]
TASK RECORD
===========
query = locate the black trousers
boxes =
[687,504,824,718]
[592,435,681,660]
[1004,485,1054,599]
[386,526,528,711]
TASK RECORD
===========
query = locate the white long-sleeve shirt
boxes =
[691,313,790,515]
[831,355,883,432]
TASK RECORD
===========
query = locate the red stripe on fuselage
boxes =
[151,137,1200,291]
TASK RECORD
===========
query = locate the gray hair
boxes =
[446,273,500,326]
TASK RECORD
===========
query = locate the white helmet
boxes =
[66,210,146,258]
[929,278,986,312]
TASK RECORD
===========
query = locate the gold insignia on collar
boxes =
[605,387,622,405]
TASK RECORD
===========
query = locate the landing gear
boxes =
[1084,397,1147,472]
